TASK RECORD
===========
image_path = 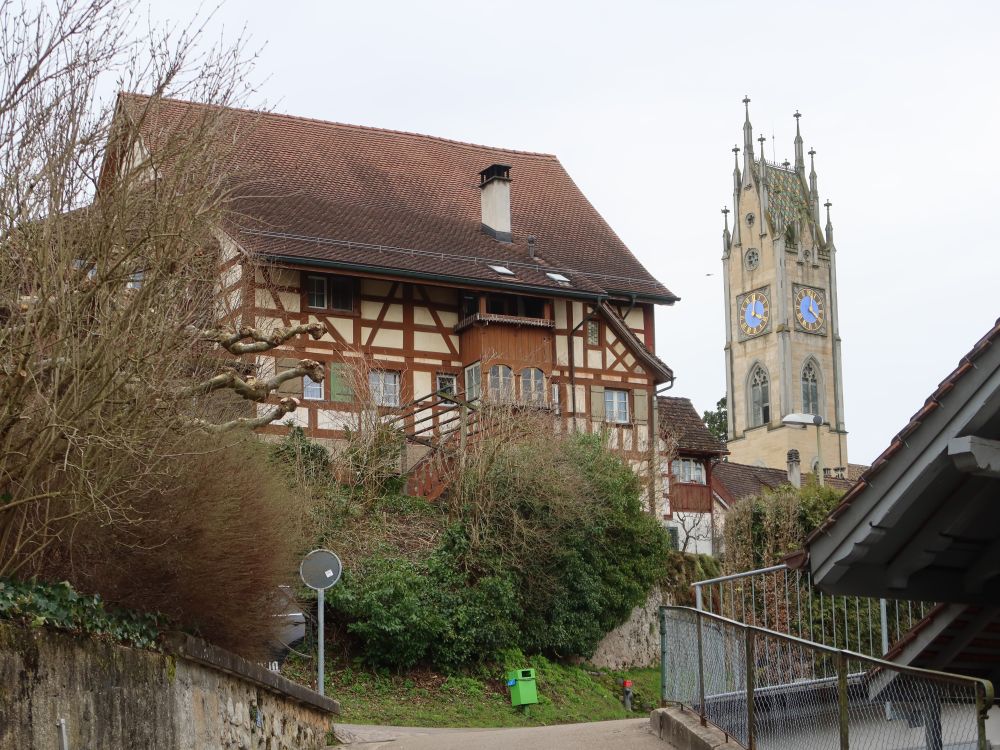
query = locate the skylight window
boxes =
[546,272,570,283]
[489,264,515,276]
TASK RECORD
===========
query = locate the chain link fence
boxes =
[660,606,993,749]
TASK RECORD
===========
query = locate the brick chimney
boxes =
[479,164,512,242]
[787,449,801,488]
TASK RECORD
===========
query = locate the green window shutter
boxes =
[633,389,648,424]
[329,363,355,403]
[590,385,605,421]
[276,357,303,396]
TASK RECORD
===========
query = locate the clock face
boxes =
[795,287,825,332]
[739,290,770,337]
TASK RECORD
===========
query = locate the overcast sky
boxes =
[149,0,999,465]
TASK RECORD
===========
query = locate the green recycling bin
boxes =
[506,668,538,706]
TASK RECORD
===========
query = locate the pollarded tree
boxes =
[0,0,321,578]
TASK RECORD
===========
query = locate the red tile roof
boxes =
[119,94,677,303]
[657,396,727,455]
[711,461,789,504]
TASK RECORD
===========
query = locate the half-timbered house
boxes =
[117,95,680,508]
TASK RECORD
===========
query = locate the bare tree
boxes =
[0,1,320,577]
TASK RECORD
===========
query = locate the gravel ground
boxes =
[331,718,672,749]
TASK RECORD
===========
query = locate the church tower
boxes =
[721,98,849,474]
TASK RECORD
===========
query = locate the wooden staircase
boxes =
[389,390,481,501]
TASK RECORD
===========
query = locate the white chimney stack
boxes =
[479,164,512,242]
[787,449,801,488]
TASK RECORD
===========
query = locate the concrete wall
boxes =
[0,623,336,750]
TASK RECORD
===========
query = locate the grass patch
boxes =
[281,650,661,727]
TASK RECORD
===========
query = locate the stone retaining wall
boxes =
[587,587,664,670]
[0,622,337,750]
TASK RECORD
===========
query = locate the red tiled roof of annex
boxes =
[118,94,677,303]
[657,396,727,455]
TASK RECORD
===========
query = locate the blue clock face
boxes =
[799,295,818,324]
[744,300,765,328]
[794,287,825,332]
[739,291,769,336]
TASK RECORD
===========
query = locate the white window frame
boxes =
[672,458,706,485]
[303,373,324,401]
[436,373,457,396]
[520,367,545,405]
[604,388,630,424]
[489,364,514,401]
[126,270,144,290]
[368,370,400,407]
[306,275,327,309]
[464,362,481,400]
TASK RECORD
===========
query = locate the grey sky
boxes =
[149,0,999,464]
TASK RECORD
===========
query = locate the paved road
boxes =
[332,718,671,749]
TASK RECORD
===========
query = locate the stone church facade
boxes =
[720,99,849,474]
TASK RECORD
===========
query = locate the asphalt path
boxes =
[332,718,672,748]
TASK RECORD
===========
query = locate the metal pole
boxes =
[976,683,988,750]
[696,611,706,726]
[745,627,756,750]
[660,608,668,707]
[816,422,824,486]
[879,598,889,655]
[695,583,703,612]
[56,719,69,750]
[318,588,325,697]
[836,652,849,750]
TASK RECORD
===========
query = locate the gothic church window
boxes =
[802,361,820,416]
[750,365,770,427]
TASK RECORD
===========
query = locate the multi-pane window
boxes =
[750,366,770,427]
[306,275,327,309]
[126,271,144,290]
[464,363,481,400]
[604,388,629,424]
[368,370,400,407]
[488,364,514,401]
[672,458,706,485]
[303,373,324,401]
[520,368,545,404]
[586,319,600,346]
[436,373,457,395]
[802,361,820,416]
[306,274,354,311]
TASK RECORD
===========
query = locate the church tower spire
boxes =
[731,146,741,246]
[793,111,805,176]
[808,148,819,221]
[824,200,834,245]
[742,96,754,177]
[722,207,731,257]
[720,102,849,475]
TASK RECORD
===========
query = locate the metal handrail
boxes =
[675,606,991,690]
[660,605,994,750]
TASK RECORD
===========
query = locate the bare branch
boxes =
[189,398,299,433]
[194,322,324,354]
[180,359,324,402]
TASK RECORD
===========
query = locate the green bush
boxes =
[331,538,518,671]
[327,428,671,670]
[0,579,161,649]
